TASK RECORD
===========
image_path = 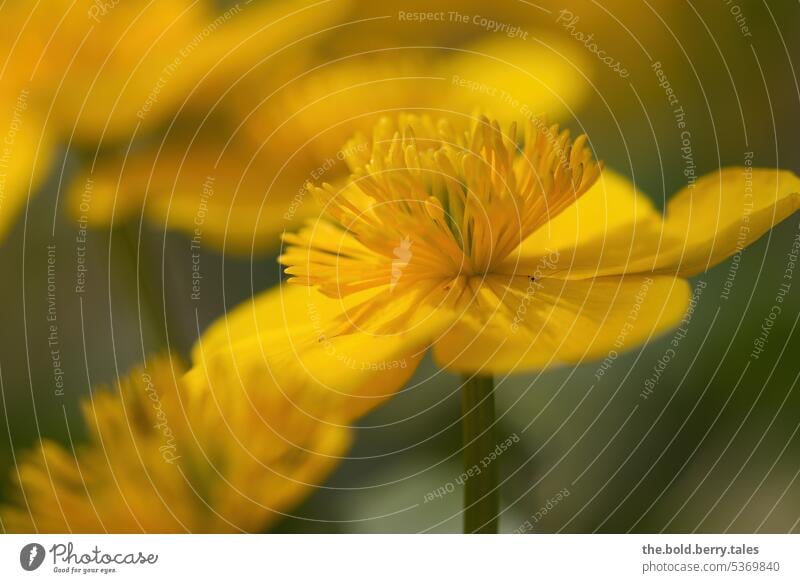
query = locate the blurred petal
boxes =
[68,139,315,252]
[443,35,591,123]
[0,104,54,240]
[1,355,349,533]
[50,0,351,140]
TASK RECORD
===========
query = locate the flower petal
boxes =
[0,106,54,241]
[188,284,448,421]
[432,274,690,374]
[444,35,591,124]
[503,167,800,281]
[645,168,800,276]
[58,0,350,141]
[67,137,317,252]
[498,169,665,279]
[0,354,350,533]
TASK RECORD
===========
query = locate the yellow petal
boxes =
[646,168,800,276]
[189,283,448,421]
[432,274,690,374]
[1,354,350,533]
[443,34,591,124]
[499,169,665,279]
[504,167,800,280]
[260,51,445,168]
[55,0,351,141]
[0,103,54,241]
[67,136,319,252]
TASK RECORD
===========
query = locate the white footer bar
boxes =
[1,534,797,582]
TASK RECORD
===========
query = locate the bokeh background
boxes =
[1,0,799,532]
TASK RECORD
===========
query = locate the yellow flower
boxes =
[65,35,591,253]
[190,112,799,419]
[1,354,349,533]
[0,0,344,241]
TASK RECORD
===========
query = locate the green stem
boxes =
[460,374,499,534]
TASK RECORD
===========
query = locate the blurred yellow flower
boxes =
[188,112,799,419]
[0,0,347,241]
[65,32,591,253]
[1,354,349,533]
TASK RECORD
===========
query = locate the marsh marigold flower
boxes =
[191,113,799,420]
[1,355,349,533]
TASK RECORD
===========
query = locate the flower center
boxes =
[281,114,601,298]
